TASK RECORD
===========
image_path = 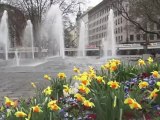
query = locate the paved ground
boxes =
[0,57,101,104]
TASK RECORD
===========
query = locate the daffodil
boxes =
[79,76,90,85]
[63,84,71,93]
[32,105,42,113]
[78,84,90,94]
[107,81,120,89]
[43,86,53,95]
[149,88,159,99]
[57,72,66,79]
[48,100,57,107]
[44,74,51,80]
[110,62,118,71]
[147,57,153,64]
[15,111,27,118]
[104,63,110,70]
[4,97,14,107]
[83,100,95,108]
[74,93,85,102]
[96,76,105,84]
[124,97,134,105]
[138,59,145,66]
[129,101,142,109]
[48,100,61,111]
[114,59,121,65]
[151,71,160,78]
[138,81,149,89]
[73,66,80,73]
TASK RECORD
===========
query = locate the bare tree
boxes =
[108,0,160,53]
[110,0,160,36]
[5,0,83,48]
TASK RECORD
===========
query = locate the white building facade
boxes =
[86,0,160,55]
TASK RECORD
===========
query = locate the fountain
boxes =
[77,20,86,57]
[103,9,117,58]
[44,4,65,59]
[23,20,35,59]
[0,10,9,60]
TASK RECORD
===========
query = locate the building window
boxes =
[121,17,122,23]
[116,20,117,25]
[136,34,141,41]
[143,34,147,40]
[157,34,160,39]
[150,34,154,40]
[118,27,120,33]
[157,24,160,30]
[130,35,134,41]
[116,37,117,42]
[121,36,123,41]
[118,36,121,41]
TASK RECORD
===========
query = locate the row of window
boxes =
[115,26,123,34]
[89,6,114,21]
[115,17,123,25]
[89,16,108,28]
[116,35,123,42]
[89,2,123,21]
[129,34,160,41]
[89,32,107,40]
[114,11,122,17]
[89,25,107,34]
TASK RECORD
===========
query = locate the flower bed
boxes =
[0,57,160,120]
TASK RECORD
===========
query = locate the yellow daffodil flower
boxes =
[151,71,160,78]
[44,74,51,80]
[4,97,14,107]
[110,62,118,71]
[138,81,149,89]
[104,63,110,70]
[73,66,80,73]
[124,97,134,105]
[15,111,27,118]
[96,76,105,84]
[83,100,95,108]
[43,86,53,95]
[57,72,66,79]
[78,84,90,94]
[147,57,153,64]
[74,93,85,102]
[32,105,42,113]
[63,84,71,93]
[138,59,145,66]
[107,81,120,89]
[80,76,90,86]
[149,88,159,99]
[129,101,142,109]
[48,100,61,111]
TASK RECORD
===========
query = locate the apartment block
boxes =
[87,0,160,47]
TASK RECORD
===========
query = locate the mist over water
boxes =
[103,9,116,58]
[78,20,86,57]
[44,4,65,59]
[23,20,34,59]
[0,10,9,60]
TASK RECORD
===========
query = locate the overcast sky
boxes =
[88,0,102,7]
